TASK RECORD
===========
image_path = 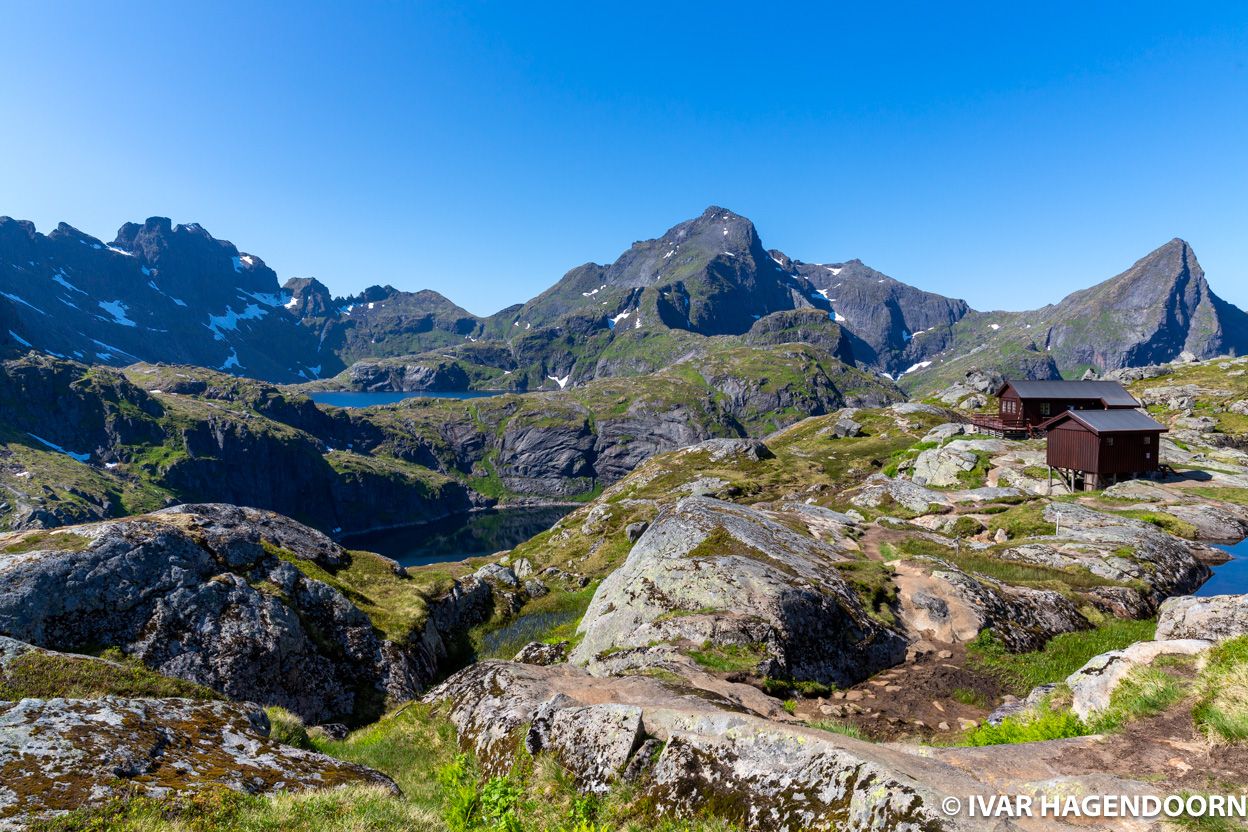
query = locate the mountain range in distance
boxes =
[2,206,1245,393]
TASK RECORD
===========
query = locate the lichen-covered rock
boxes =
[546,703,644,793]
[848,473,952,515]
[923,422,969,444]
[0,505,487,724]
[569,496,906,687]
[426,659,1132,831]
[1043,502,1210,599]
[1157,594,1248,641]
[0,696,396,828]
[513,641,569,665]
[912,446,979,487]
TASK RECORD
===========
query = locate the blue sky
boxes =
[2,2,1245,315]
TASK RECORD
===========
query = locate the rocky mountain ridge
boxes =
[7,208,1241,391]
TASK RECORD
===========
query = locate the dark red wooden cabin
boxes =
[971,380,1141,436]
[1042,409,1167,491]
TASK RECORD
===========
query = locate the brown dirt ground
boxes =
[791,642,1003,742]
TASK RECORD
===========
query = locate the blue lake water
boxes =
[309,390,502,408]
[1195,537,1248,597]
[339,506,575,568]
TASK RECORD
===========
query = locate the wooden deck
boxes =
[967,414,1032,439]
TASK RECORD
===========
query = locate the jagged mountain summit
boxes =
[772,253,972,377]
[2,208,1244,389]
[0,217,331,381]
[1042,238,1248,370]
[900,237,1248,392]
[482,206,832,337]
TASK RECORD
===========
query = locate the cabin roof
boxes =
[996,379,1140,407]
[1041,408,1167,435]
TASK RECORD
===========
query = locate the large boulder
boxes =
[0,695,396,828]
[893,560,1089,652]
[1157,594,1248,642]
[912,446,980,487]
[569,497,906,686]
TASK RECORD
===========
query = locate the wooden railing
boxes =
[968,413,1030,436]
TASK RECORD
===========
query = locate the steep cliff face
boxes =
[785,255,971,376]
[290,283,486,365]
[0,355,474,534]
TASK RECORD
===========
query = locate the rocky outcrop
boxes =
[848,473,952,515]
[0,695,396,829]
[0,505,492,724]
[1157,594,1248,641]
[570,496,906,687]
[1043,502,1210,600]
[911,446,981,487]
[893,561,1089,652]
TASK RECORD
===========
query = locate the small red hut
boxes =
[1041,409,1167,491]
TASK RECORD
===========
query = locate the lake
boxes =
[309,390,502,407]
[340,505,576,568]
[1196,536,1248,597]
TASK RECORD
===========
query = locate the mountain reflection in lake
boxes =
[339,506,575,568]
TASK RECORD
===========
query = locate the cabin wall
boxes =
[1046,423,1162,476]
[1094,432,1161,474]
[1046,423,1099,471]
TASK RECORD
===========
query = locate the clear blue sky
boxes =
[2,2,1245,315]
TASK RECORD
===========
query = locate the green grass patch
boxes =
[1194,636,1248,743]
[0,647,219,701]
[1185,487,1248,507]
[1091,665,1186,733]
[265,542,436,645]
[807,720,866,740]
[687,641,767,673]
[984,501,1056,540]
[1112,510,1199,540]
[0,530,90,554]
[969,619,1157,694]
[962,702,1090,746]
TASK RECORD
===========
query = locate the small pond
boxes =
[339,505,575,568]
[309,390,502,407]
[1196,537,1248,597]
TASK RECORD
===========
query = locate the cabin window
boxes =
[1105,436,1115,446]
[1146,452,1151,460]
[1143,436,1151,445]
[1040,403,1051,417]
